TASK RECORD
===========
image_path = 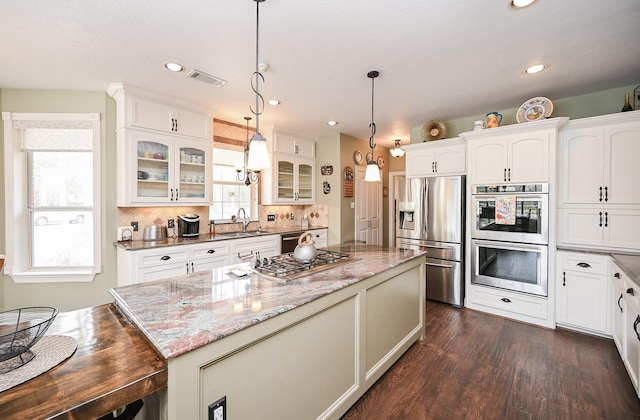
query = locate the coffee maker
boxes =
[178,214,200,237]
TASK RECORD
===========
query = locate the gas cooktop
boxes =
[252,250,353,282]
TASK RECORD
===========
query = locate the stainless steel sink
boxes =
[219,230,266,238]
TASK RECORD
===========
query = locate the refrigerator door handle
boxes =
[426,262,454,269]
[422,179,428,237]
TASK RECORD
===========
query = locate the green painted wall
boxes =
[0,89,117,311]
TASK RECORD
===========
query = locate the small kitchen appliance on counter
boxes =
[178,214,200,237]
[142,224,167,241]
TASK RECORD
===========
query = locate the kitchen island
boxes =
[111,244,426,419]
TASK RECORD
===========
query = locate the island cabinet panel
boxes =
[163,257,425,420]
[199,297,357,420]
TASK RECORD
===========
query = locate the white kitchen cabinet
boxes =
[466,284,552,328]
[262,155,315,204]
[260,128,316,205]
[558,208,640,251]
[229,234,281,265]
[117,129,211,206]
[273,131,315,158]
[560,112,640,205]
[612,268,627,356]
[108,83,211,140]
[622,268,640,395]
[556,251,610,335]
[116,241,231,286]
[462,118,567,184]
[404,139,466,177]
[308,228,328,248]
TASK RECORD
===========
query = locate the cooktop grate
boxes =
[252,249,352,280]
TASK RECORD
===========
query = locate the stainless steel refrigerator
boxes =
[395,176,465,307]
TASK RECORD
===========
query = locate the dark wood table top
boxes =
[0,303,167,419]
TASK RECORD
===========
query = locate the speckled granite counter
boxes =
[114,226,327,251]
[611,254,640,286]
[110,244,425,359]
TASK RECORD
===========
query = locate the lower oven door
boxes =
[471,239,548,297]
[425,258,463,307]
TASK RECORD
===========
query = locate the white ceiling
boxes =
[2,0,639,147]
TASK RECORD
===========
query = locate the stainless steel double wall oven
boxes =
[470,183,549,297]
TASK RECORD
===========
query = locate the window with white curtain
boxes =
[2,112,101,283]
[209,146,257,222]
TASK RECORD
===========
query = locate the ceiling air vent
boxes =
[186,69,227,87]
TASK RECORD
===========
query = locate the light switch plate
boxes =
[117,226,133,241]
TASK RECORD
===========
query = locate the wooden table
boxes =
[0,303,167,419]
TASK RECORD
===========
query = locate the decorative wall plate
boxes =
[353,150,364,165]
[421,119,447,141]
[377,156,385,169]
[366,152,373,163]
[516,97,553,123]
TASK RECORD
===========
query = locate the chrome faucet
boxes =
[237,207,249,232]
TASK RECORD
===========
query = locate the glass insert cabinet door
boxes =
[179,146,206,200]
[277,160,295,200]
[297,162,313,200]
[136,140,171,201]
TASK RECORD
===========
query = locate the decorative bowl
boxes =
[0,306,58,373]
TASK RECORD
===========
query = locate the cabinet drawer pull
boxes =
[160,255,171,261]
[627,288,635,296]
[501,298,512,303]
[576,262,591,268]
[237,251,254,260]
[634,315,640,342]
[618,293,624,313]
[207,249,215,254]
[599,186,603,202]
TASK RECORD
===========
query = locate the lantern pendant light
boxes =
[364,70,381,182]
[236,116,259,185]
[246,0,270,172]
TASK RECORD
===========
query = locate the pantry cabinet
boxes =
[462,118,567,184]
[560,112,640,205]
[108,83,213,207]
[556,251,610,335]
[261,128,316,204]
[404,139,466,177]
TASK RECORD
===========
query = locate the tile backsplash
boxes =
[116,204,328,240]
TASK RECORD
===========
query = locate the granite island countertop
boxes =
[110,244,426,359]
[611,253,640,286]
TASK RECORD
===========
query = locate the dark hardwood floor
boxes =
[342,300,640,420]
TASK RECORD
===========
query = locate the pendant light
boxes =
[390,139,405,158]
[364,70,381,182]
[236,116,259,185]
[246,0,270,172]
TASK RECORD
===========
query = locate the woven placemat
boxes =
[0,335,77,393]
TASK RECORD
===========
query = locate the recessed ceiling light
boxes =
[327,121,338,126]
[525,64,547,74]
[164,62,184,72]
[268,99,280,106]
[510,0,537,8]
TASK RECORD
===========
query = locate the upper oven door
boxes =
[471,192,548,244]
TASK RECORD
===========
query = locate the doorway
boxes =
[354,166,383,245]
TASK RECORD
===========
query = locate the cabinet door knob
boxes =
[576,262,591,268]
[160,255,171,261]
[501,298,512,303]
[627,287,635,296]
[614,272,620,278]
[207,249,215,254]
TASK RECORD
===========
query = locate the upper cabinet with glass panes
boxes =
[107,83,213,206]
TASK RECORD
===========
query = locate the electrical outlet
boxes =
[131,221,138,231]
[290,213,295,220]
[208,396,226,420]
[267,214,275,222]
[168,219,175,228]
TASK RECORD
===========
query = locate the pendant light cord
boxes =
[250,0,265,135]
[367,70,379,159]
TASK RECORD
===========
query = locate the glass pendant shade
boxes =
[365,161,381,182]
[390,139,405,157]
[247,133,269,171]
